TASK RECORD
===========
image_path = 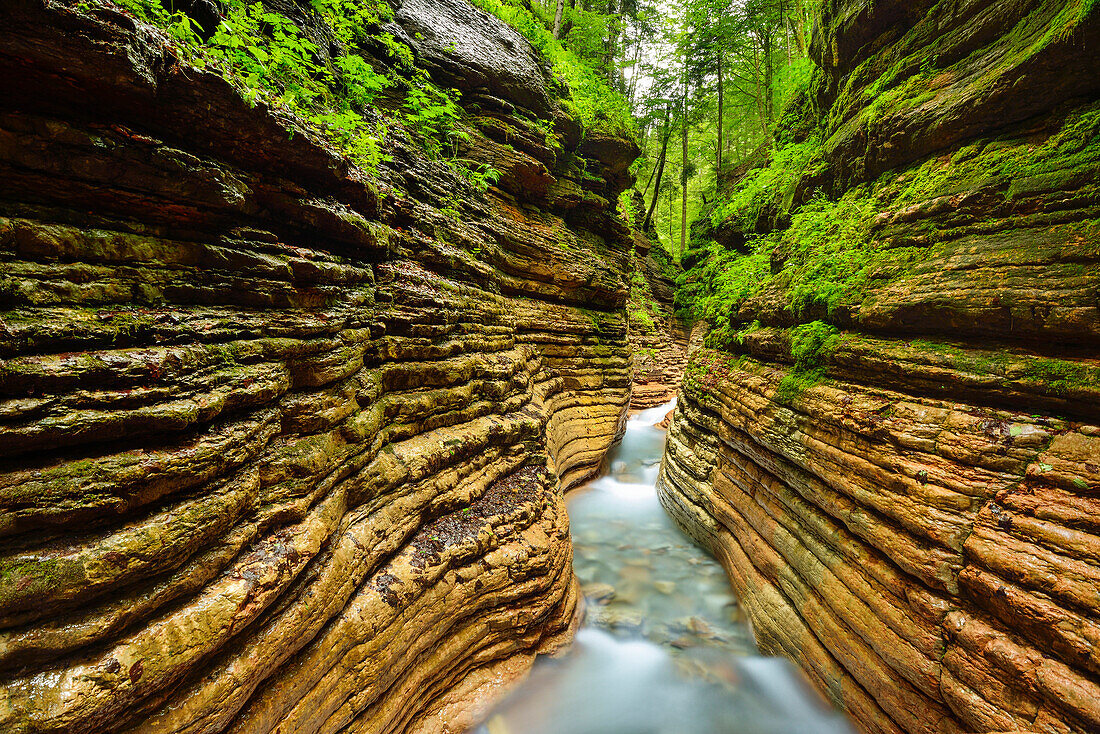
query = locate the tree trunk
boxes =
[792,0,808,55]
[552,0,565,39]
[716,50,724,182]
[626,33,642,105]
[668,180,673,245]
[640,139,661,197]
[603,0,620,87]
[782,0,792,63]
[763,28,774,124]
[560,0,577,38]
[679,79,689,259]
[750,37,770,139]
[642,113,672,231]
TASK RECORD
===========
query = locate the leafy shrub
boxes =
[779,190,878,316]
[96,0,468,174]
[463,0,637,140]
[774,321,842,403]
[629,308,655,332]
[710,137,825,229]
[789,321,841,370]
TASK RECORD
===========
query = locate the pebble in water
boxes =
[475,400,854,734]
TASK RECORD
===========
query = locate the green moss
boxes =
[772,321,843,404]
[775,367,826,404]
[789,321,842,369]
[778,190,884,316]
[910,339,1099,397]
[883,103,1100,207]
[684,350,746,400]
[1019,358,1100,394]
[628,308,655,332]
[710,137,826,230]
[911,339,1014,376]
[0,556,83,611]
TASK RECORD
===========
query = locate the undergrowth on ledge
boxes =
[678,98,1100,346]
[84,0,493,184]
[465,0,637,142]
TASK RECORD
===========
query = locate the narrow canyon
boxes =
[0,0,1097,733]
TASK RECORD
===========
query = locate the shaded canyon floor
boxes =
[474,400,855,734]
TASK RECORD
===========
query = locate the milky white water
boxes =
[477,399,854,734]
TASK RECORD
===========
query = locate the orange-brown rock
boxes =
[626,222,688,410]
[661,1,1100,733]
[0,1,637,731]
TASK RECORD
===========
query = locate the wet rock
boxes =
[581,582,617,604]
[588,606,644,631]
[654,580,676,595]
[659,4,1100,733]
[389,0,553,119]
[0,1,640,732]
[687,617,716,638]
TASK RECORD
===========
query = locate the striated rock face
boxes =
[626,222,688,410]
[0,1,638,732]
[661,2,1100,734]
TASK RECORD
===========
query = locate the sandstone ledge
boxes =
[660,350,1100,734]
[0,1,636,731]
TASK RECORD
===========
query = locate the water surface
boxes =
[478,399,854,734]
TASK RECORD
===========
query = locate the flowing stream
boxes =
[477,399,855,734]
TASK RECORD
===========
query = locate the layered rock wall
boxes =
[661,2,1100,733]
[0,1,637,731]
[627,228,688,409]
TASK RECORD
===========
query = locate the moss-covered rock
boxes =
[665,2,1100,734]
[0,1,639,732]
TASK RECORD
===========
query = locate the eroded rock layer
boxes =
[0,1,638,731]
[627,226,688,410]
[660,1,1100,733]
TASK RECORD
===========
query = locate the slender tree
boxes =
[716,49,724,177]
[643,110,673,231]
[679,71,690,257]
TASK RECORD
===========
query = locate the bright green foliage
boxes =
[686,90,1100,340]
[450,161,503,192]
[710,137,825,229]
[618,190,638,227]
[464,0,636,140]
[204,4,325,107]
[680,170,879,332]
[333,54,394,108]
[402,82,465,157]
[775,57,815,112]
[773,366,821,404]
[96,0,466,174]
[774,320,842,402]
[674,241,768,344]
[629,307,656,331]
[108,0,171,23]
[778,190,879,315]
[788,320,841,370]
[310,0,394,43]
